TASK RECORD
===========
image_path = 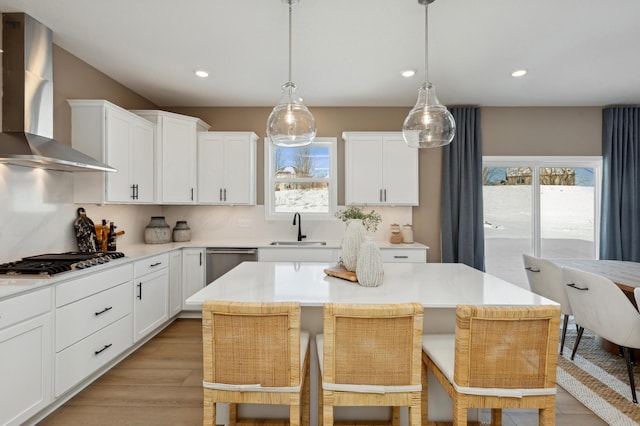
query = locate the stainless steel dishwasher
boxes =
[205,248,258,285]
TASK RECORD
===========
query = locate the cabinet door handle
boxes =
[135,184,139,200]
[199,252,202,266]
[150,262,162,267]
[191,188,194,201]
[219,188,223,201]
[384,189,387,202]
[94,343,113,355]
[95,306,113,316]
[379,189,383,202]
[131,185,136,199]
[137,282,142,300]
[224,188,227,201]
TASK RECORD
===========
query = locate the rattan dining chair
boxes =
[523,254,574,354]
[564,267,640,403]
[422,305,561,425]
[201,301,310,426]
[316,303,424,426]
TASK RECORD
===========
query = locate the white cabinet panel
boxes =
[55,281,132,352]
[56,264,133,307]
[380,248,427,263]
[182,248,205,310]
[258,248,339,262]
[131,110,210,204]
[169,250,183,317]
[344,132,418,206]
[0,289,52,426]
[55,315,132,397]
[133,253,169,277]
[133,269,169,342]
[69,100,155,204]
[197,132,257,205]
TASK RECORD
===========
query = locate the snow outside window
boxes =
[264,137,337,220]
[483,156,602,288]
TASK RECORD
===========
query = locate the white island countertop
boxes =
[185,261,557,308]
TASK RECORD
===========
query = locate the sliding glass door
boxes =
[483,157,601,288]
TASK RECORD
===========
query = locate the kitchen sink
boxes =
[269,241,327,246]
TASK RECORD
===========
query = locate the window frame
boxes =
[483,155,602,258]
[264,137,338,221]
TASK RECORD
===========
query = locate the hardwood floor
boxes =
[38,318,607,426]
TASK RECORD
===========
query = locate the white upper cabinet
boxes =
[197,132,257,205]
[131,110,210,204]
[343,132,419,206]
[69,100,155,204]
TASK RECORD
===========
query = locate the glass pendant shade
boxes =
[267,82,316,147]
[266,0,316,148]
[402,0,455,148]
[402,82,455,148]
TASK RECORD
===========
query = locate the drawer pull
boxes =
[94,343,113,355]
[137,282,142,300]
[394,255,409,259]
[95,306,113,316]
[150,262,162,267]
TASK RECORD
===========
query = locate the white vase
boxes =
[341,219,367,272]
[356,236,384,287]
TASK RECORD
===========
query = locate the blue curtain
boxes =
[440,107,485,270]
[600,107,640,261]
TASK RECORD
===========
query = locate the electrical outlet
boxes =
[237,218,253,228]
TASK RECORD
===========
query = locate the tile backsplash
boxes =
[0,164,415,263]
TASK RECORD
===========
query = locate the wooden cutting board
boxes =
[323,265,358,282]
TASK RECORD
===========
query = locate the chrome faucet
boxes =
[293,212,306,242]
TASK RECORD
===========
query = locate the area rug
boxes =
[556,324,640,425]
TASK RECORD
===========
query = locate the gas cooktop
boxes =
[0,251,126,277]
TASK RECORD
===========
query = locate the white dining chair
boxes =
[564,267,640,403]
[523,254,574,354]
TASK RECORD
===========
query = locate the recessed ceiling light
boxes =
[195,70,209,78]
[511,69,527,78]
[401,69,417,78]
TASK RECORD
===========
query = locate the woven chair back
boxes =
[454,305,560,389]
[323,303,423,387]
[203,301,301,388]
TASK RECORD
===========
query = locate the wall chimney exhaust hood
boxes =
[0,13,116,172]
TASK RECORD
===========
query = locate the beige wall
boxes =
[167,106,603,262]
[482,107,602,156]
[49,46,604,263]
[52,45,157,146]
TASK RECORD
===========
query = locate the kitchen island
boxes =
[186,261,557,425]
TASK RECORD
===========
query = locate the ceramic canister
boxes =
[172,220,191,242]
[144,216,171,244]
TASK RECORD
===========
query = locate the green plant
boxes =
[334,206,382,232]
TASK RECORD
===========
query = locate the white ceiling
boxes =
[1,0,639,108]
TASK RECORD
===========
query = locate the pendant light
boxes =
[266,0,316,147]
[402,0,455,148]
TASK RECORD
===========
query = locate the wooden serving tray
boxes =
[324,265,358,282]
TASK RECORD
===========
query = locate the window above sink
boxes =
[264,137,337,221]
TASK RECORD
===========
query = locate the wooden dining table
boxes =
[552,259,640,294]
[553,258,640,354]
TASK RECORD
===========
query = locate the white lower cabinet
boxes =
[168,250,183,317]
[133,254,169,342]
[0,288,52,426]
[258,248,340,262]
[54,264,133,397]
[380,248,427,263]
[182,248,205,310]
[55,315,133,397]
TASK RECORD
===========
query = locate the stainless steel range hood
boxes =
[0,13,115,172]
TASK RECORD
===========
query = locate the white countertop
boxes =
[185,261,557,308]
[0,240,428,300]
